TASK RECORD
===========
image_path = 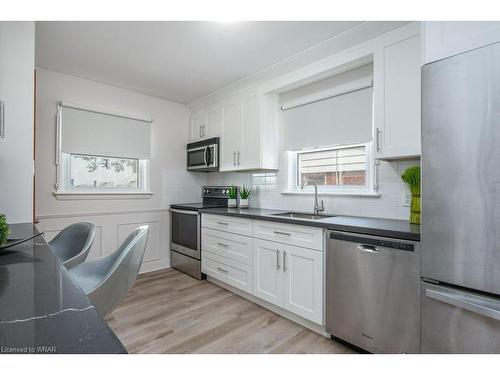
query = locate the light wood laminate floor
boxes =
[106,268,354,354]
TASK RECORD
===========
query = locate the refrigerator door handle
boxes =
[425,287,500,321]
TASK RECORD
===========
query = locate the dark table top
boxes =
[0,223,126,354]
[199,207,420,241]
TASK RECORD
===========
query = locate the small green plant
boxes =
[401,166,421,225]
[0,214,10,245]
[228,185,238,199]
[239,186,251,199]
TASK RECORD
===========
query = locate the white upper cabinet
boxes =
[376,34,421,160]
[423,21,500,65]
[189,106,221,142]
[220,88,279,172]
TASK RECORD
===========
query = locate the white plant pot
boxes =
[240,198,249,208]
[228,198,237,208]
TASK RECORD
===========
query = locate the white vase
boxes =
[240,198,249,208]
[228,198,237,208]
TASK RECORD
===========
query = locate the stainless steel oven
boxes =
[170,208,202,279]
[187,137,219,171]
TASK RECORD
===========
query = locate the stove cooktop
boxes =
[170,202,226,212]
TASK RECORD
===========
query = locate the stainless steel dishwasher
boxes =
[326,230,420,353]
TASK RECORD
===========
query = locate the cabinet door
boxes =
[378,35,421,159]
[206,106,221,138]
[283,244,323,324]
[220,100,241,171]
[239,90,260,170]
[252,239,283,307]
[189,111,205,142]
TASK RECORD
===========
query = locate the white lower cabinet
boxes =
[282,243,323,324]
[202,250,253,293]
[201,214,324,326]
[253,239,284,307]
[252,238,324,325]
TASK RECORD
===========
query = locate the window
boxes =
[298,145,367,187]
[68,154,139,189]
[55,102,152,196]
[287,143,374,194]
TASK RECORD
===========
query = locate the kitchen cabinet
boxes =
[253,239,284,307]
[282,243,323,324]
[201,213,324,325]
[189,106,221,142]
[375,34,421,160]
[423,21,500,65]
[0,22,35,223]
[220,88,279,172]
[252,238,323,324]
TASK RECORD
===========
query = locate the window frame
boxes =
[285,142,376,196]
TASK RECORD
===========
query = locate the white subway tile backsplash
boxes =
[205,158,419,221]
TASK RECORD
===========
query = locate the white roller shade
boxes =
[282,86,373,151]
[281,63,373,151]
[60,104,152,159]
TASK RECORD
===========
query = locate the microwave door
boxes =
[187,146,208,170]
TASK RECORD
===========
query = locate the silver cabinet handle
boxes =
[216,267,229,274]
[273,230,291,236]
[199,125,202,138]
[426,287,500,321]
[233,151,236,166]
[276,249,280,270]
[217,242,228,247]
[283,251,287,272]
[0,100,5,138]
[356,244,380,253]
[376,128,381,152]
[237,151,241,166]
[216,221,228,226]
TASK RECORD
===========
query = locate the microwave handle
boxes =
[203,147,208,166]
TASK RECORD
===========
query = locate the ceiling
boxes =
[35,21,369,104]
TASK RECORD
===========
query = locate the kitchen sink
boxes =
[271,212,335,220]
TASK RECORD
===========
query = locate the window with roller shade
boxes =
[280,64,375,193]
[57,103,152,192]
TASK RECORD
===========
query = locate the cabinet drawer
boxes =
[202,214,252,236]
[252,220,323,251]
[202,251,252,293]
[202,228,252,265]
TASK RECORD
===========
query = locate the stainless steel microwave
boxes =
[186,137,219,171]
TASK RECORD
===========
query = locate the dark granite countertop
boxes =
[0,223,126,354]
[199,207,420,241]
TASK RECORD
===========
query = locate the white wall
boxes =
[35,69,207,272]
[0,22,35,223]
[207,159,418,221]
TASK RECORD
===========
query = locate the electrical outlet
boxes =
[402,191,412,207]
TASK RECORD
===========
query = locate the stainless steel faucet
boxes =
[300,179,325,215]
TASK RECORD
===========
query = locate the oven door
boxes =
[170,209,200,259]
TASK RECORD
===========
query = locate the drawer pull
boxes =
[216,267,229,273]
[283,251,287,272]
[217,242,228,247]
[276,249,280,270]
[273,230,291,236]
[217,221,228,226]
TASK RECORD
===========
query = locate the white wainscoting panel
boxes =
[36,209,169,273]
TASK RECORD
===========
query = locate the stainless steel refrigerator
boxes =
[421,42,500,353]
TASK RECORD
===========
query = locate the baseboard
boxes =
[140,259,170,274]
[207,276,328,337]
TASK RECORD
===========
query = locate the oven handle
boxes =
[169,209,199,215]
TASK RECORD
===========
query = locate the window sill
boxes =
[53,191,154,200]
[281,190,380,198]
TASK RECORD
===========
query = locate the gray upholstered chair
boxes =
[49,222,96,269]
[69,226,149,317]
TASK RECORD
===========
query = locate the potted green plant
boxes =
[239,186,251,208]
[401,166,421,225]
[0,214,10,246]
[228,185,238,208]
